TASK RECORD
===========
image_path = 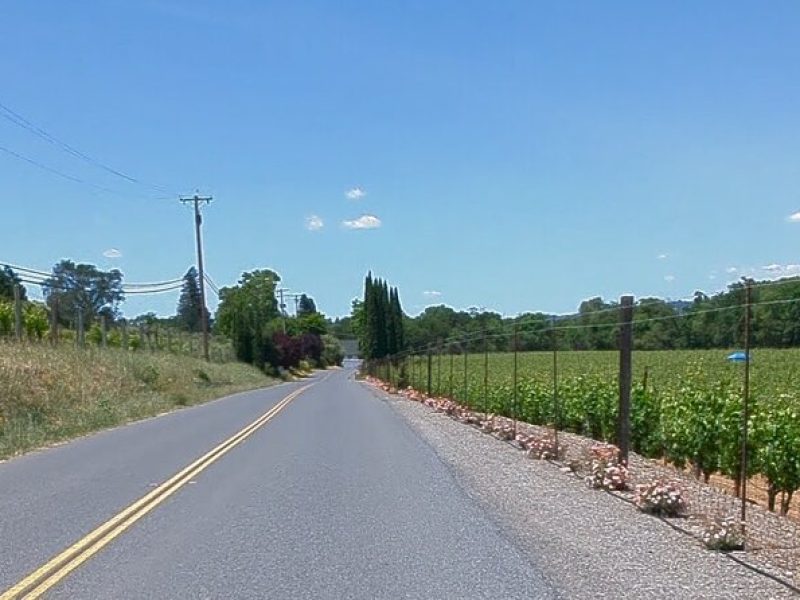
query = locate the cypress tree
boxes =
[386,286,398,356]
[363,272,376,359]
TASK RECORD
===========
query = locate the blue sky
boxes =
[3,1,800,318]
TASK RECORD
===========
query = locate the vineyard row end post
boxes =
[618,295,634,464]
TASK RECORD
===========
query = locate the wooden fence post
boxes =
[13,284,22,341]
[50,297,59,346]
[77,309,85,349]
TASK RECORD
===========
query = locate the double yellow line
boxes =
[1,383,312,599]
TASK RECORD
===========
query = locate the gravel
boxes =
[367,385,797,599]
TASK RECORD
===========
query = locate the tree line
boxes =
[1,261,344,370]
[213,269,343,373]
[334,276,800,355]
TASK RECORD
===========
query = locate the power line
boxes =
[0,99,175,195]
[1,261,184,291]
[203,273,220,296]
[395,294,800,356]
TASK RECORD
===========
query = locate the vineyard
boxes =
[395,349,800,515]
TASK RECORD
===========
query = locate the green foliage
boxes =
[398,276,800,352]
[0,302,12,335]
[401,348,800,513]
[752,395,800,514]
[42,259,124,326]
[321,334,345,367]
[215,269,281,367]
[359,273,405,360]
[23,303,49,339]
[176,267,207,332]
[293,312,327,336]
[0,266,26,302]
[297,293,317,316]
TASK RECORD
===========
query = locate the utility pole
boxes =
[277,287,289,334]
[180,194,212,361]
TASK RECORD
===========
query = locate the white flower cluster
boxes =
[516,434,559,460]
[701,517,744,551]
[585,444,629,491]
[634,479,686,516]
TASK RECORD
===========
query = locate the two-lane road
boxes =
[0,368,554,599]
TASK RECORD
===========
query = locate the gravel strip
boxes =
[366,385,797,599]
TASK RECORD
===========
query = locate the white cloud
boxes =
[103,248,122,259]
[657,253,668,260]
[709,274,717,280]
[664,275,676,282]
[345,187,366,200]
[342,214,382,230]
[726,267,738,274]
[423,290,442,297]
[305,215,324,231]
[761,263,800,278]
[788,211,800,222]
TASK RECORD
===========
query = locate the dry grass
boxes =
[0,341,276,458]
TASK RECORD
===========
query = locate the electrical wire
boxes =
[396,294,800,356]
[1,261,185,291]
[0,99,176,195]
[203,273,220,296]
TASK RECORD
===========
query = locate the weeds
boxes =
[0,341,274,458]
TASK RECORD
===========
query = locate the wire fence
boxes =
[0,263,235,363]
[365,282,800,588]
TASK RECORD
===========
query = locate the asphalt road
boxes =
[0,367,554,599]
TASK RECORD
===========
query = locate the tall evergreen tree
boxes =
[361,272,377,359]
[358,273,407,359]
[390,287,406,353]
[386,286,398,355]
[176,267,207,332]
[0,266,25,302]
[297,293,317,316]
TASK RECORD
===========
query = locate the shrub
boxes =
[585,444,629,491]
[634,479,686,516]
[700,517,744,551]
[517,433,560,460]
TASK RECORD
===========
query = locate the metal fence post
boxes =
[427,348,433,396]
[740,280,753,539]
[513,322,519,437]
[618,295,634,464]
[552,317,560,448]
[483,329,489,418]
[449,346,454,399]
[463,345,468,406]
[437,342,442,396]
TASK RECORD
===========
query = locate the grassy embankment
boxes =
[0,341,276,459]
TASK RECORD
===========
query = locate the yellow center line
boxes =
[1,383,313,600]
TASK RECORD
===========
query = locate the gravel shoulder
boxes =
[365,383,797,599]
